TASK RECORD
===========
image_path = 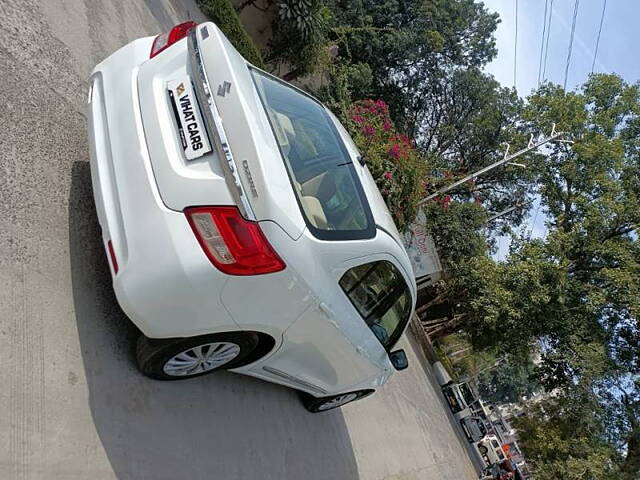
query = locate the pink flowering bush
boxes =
[346,99,428,230]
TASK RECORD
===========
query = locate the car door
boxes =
[264,253,411,394]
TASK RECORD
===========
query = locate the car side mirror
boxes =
[389,349,408,371]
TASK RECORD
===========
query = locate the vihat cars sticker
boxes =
[168,77,212,160]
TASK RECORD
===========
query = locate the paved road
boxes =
[0,1,479,479]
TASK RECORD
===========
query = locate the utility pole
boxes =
[488,200,533,222]
[418,125,566,206]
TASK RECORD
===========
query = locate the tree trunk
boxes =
[448,346,472,358]
[621,429,640,480]
[421,313,466,328]
[423,315,465,340]
[621,396,640,480]
[415,293,448,316]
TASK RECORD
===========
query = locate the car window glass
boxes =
[340,260,412,349]
[460,383,476,405]
[252,70,374,239]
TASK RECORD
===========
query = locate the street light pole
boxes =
[418,125,567,207]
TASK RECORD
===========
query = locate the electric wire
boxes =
[563,0,580,90]
[530,197,542,237]
[591,0,607,73]
[542,0,554,82]
[513,0,518,88]
[537,0,549,85]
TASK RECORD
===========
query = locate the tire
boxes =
[299,389,374,413]
[136,332,258,380]
[478,444,488,455]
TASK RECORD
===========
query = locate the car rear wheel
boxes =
[136,332,258,380]
[478,444,489,455]
[299,389,374,413]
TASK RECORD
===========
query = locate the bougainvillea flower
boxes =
[362,125,375,137]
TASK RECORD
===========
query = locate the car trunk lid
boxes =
[189,22,305,239]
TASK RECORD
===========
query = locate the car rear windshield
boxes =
[251,69,375,240]
[339,260,412,349]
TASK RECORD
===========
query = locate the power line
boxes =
[542,0,554,82]
[563,0,580,90]
[530,197,542,236]
[514,0,518,88]
[537,0,549,85]
[591,0,607,73]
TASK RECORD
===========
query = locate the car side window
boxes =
[339,260,412,349]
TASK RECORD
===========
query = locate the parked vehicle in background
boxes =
[479,463,514,480]
[442,379,479,420]
[86,20,416,412]
[460,415,488,443]
[475,435,508,467]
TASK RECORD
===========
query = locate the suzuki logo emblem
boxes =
[217,81,232,97]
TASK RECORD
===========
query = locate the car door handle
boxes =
[318,302,334,318]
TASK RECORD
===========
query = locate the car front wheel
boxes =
[136,332,258,380]
[300,390,374,413]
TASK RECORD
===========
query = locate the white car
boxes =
[86,21,416,412]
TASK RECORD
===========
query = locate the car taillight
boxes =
[150,21,197,59]
[185,206,285,275]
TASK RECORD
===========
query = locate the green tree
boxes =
[477,356,539,405]
[423,74,640,479]
[326,1,531,222]
[503,74,640,479]
[267,0,333,80]
[512,389,622,480]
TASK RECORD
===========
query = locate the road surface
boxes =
[0,1,479,479]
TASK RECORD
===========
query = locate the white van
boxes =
[476,435,508,467]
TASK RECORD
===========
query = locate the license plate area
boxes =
[167,77,212,160]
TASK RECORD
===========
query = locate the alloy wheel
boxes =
[163,342,241,376]
[317,393,359,411]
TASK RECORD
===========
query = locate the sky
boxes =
[481,0,640,258]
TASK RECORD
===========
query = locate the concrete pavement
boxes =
[0,1,478,478]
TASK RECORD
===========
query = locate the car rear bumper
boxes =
[87,37,240,339]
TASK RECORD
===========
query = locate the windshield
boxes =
[339,260,412,349]
[251,69,375,240]
[459,383,477,406]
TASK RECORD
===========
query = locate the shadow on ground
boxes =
[68,161,359,480]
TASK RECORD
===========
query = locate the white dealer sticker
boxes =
[168,78,212,160]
